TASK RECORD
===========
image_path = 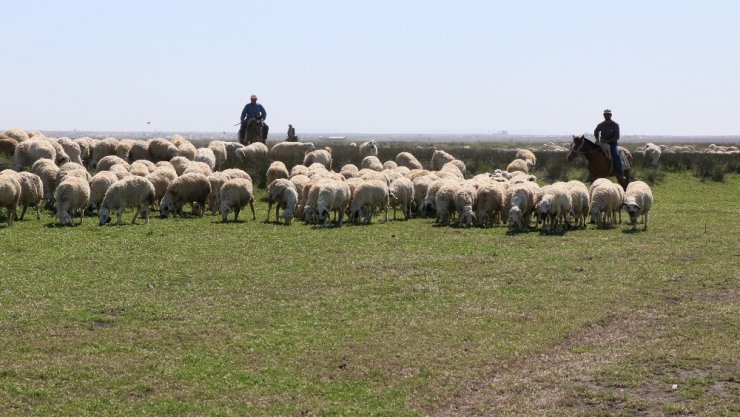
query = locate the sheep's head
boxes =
[622,201,640,228]
[460,207,475,228]
[590,207,601,224]
[98,207,112,225]
[283,207,294,225]
[509,206,522,228]
[220,203,230,222]
[316,207,330,225]
[159,193,174,218]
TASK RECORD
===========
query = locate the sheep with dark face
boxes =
[159,173,211,218]
[622,181,653,231]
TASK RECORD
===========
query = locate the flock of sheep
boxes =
[0,128,655,232]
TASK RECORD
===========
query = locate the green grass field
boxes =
[0,172,738,416]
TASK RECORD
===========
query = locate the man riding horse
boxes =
[238,95,269,144]
[594,109,626,183]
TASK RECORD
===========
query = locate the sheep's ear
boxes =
[633,203,640,210]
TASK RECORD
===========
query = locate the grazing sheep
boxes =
[430,149,455,170]
[435,181,462,226]
[349,179,389,224]
[315,180,352,226]
[234,142,269,181]
[506,158,529,174]
[412,173,440,215]
[129,140,150,162]
[455,184,477,228]
[536,183,573,232]
[269,142,316,169]
[395,151,423,170]
[208,141,227,170]
[303,148,333,170]
[622,181,653,231]
[160,173,211,218]
[267,178,299,224]
[361,156,383,171]
[108,164,132,180]
[176,140,197,160]
[340,164,360,179]
[388,177,414,220]
[219,178,255,222]
[146,168,178,206]
[54,176,90,226]
[0,136,18,159]
[0,173,21,225]
[31,158,59,203]
[358,140,379,158]
[58,137,83,165]
[88,171,120,213]
[643,143,661,167]
[590,180,622,227]
[266,161,289,185]
[382,160,398,170]
[290,164,309,177]
[474,181,506,227]
[57,163,91,184]
[182,161,213,177]
[14,172,44,220]
[115,139,136,162]
[515,149,537,168]
[421,178,454,216]
[439,161,465,180]
[194,147,217,171]
[169,156,191,176]
[148,138,179,162]
[359,168,388,184]
[74,137,96,166]
[301,178,325,224]
[90,137,119,168]
[505,182,539,231]
[563,180,589,229]
[13,139,58,170]
[41,138,71,166]
[3,128,29,143]
[129,160,154,177]
[99,176,156,225]
[96,155,130,172]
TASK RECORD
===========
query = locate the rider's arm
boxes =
[593,124,600,141]
[240,104,249,122]
[259,104,267,120]
[614,122,620,141]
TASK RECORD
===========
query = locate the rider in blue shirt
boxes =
[238,95,269,143]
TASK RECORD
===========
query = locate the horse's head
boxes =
[567,134,586,161]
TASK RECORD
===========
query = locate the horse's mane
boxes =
[575,135,597,146]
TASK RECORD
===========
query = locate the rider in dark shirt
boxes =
[238,95,269,143]
[594,109,625,181]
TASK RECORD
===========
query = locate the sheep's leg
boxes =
[266,203,272,222]
[35,204,41,220]
[250,201,256,220]
[118,208,125,225]
[234,208,240,222]
[18,204,28,221]
[131,207,140,225]
[77,209,83,225]
[275,205,280,223]
[643,212,648,231]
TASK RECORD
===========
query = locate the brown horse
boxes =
[567,135,631,190]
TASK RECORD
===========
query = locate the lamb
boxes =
[430,149,455,170]
[349,179,389,224]
[361,156,383,171]
[96,155,130,172]
[589,180,623,227]
[266,161,290,185]
[219,178,256,222]
[622,181,653,231]
[395,152,423,170]
[14,172,44,220]
[435,181,462,226]
[564,180,590,229]
[515,149,537,168]
[13,139,59,170]
[90,137,119,168]
[303,148,332,170]
[314,180,351,226]
[88,171,120,213]
[31,158,60,203]
[54,176,90,226]
[535,183,573,232]
[207,141,227,170]
[58,137,83,165]
[388,177,414,220]
[194,147,217,171]
[268,142,316,169]
[99,176,156,225]
[340,164,360,179]
[146,168,178,206]
[358,140,379,158]
[160,173,211,218]
[643,143,661,167]
[129,140,150,162]
[474,181,506,227]
[454,184,477,228]
[506,159,529,174]
[0,173,21,226]
[266,178,299,224]
[148,138,179,162]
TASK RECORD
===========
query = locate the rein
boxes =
[573,139,602,154]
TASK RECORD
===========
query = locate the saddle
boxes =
[599,142,631,170]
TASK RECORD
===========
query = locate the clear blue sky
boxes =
[2,1,739,136]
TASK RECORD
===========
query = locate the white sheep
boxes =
[439,161,465,180]
[58,137,83,165]
[430,149,455,171]
[435,181,461,226]
[622,181,653,231]
[358,140,379,158]
[395,152,423,170]
[303,148,332,170]
[146,168,178,206]
[266,178,299,225]
[564,180,590,229]
[73,137,95,166]
[643,143,661,167]
[506,159,529,174]
[129,160,154,177]
[412,173,440,215]
[160,173,211,218]
[182,161,213,177]
[340,164,360,179]
[13,139,59,170]
[266,161,290,185]
[0,173,21,225]
[90,137,119,168]
[361,156,383,171]
[268,142,316,169]
[42,138,71,166]
[290,164,309,177]
[315,180,351,226]
[349,179,389,224]
[194,147,217,171]
[388,177,414,220]
[15,172,44,220]
[96,155,130,172]
[109,164,132,180]
[474,181,506,227]
[147,138,178,162]
[3,128,29,142]
[169,156,191,176]
[207,140,227,171]
[115,139,135,162]
[54,176,90,226]
[515,148,537,167]
[590,180,623,227]
[382,160,398,170]
[99,176,156,225]
[219,178,256,222]
[505,181,539,231]
[31,158,59,204]
[88,171,120,213]
[177,140,197,160]
[536,183,573,232]
[289,174,311,204]
[234,142,269,180]
[454,184,477,228]
[129,140,150,162]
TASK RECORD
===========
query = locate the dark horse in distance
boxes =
[238,118,267,145]
[567,135,632,190]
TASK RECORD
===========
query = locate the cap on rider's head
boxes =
[603,109,612,115]
[250,95,257,100]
